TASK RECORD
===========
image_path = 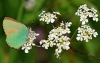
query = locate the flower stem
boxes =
[70,46,100,60]
[70,22,81,41]
[17,0,25,21]
[35,45,41,47]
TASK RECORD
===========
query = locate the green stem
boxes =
[17,0,25,21]
[70,22,81,41]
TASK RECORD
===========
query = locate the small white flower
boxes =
[39,11,61,24]
[76,25,98,42]
[93,14,98,22]
[76,34,83,41]
[22,44,32,53]
[40,40,49,49]
[42,43,49,49]
[88,12,93,17]
[80,16,88,25]
[49,41,56,47]
[91,29,98,37]
[56,48,62,53]
[91,8,97,13]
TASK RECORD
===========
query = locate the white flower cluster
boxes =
[76,25,98,42]
[75,4,98,25]
[76,4,98,42]
[39,11,61,24]
[40,22,72,58]
[22,28,39,53]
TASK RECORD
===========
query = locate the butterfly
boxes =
[3,17,28,49]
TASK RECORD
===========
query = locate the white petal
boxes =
[27,47,31,50]
[45,46,48,49]
[21,47,25,50]
[58,49,62,53]
[40,41,42,45]
[76,37,80,41]
[51,19,55,23]
[82,21,85,25]
[65,46,70,50]
[25,49,29,53]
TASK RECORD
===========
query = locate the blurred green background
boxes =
[0,0,100,63]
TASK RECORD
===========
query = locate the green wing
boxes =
[3,17,28,49]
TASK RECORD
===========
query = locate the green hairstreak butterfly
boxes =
[3,17,28,49]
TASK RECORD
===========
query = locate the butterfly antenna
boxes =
[26,20,34,27]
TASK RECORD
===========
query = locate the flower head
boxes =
[75,4,98,25]
[21,28,39,53]
[40,21,72,58]
[39,11,61,24]
[76,25,98,42]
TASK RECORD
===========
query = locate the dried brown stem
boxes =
[70,46,100,60]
